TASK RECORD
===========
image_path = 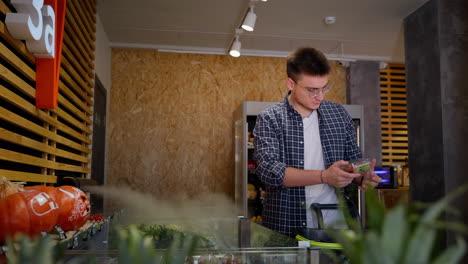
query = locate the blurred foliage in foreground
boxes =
[327,185,468,264]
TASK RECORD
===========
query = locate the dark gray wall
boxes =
[405,0,468,255]
[405,0,445,203]
[346,61,382,165]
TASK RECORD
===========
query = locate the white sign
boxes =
[6,0,56,58]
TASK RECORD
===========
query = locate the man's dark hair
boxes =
[287,47,330,82]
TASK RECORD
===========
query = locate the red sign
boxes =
[36,0,66,109]
[6,0,67,109]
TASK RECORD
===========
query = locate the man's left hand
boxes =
[359,158,382,190]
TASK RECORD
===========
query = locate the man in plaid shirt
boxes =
[253,47,381,236]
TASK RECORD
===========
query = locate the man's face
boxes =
[287,74,329,111]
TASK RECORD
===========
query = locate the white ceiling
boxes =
[98,0,429,62]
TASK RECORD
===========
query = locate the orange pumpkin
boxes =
[54,186,91,231]
[25,185,91,231]
[0,189,59,243]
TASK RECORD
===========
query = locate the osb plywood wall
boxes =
[108,48,346,199]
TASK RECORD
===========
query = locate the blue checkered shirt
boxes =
[253,94,362,235]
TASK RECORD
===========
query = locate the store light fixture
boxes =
[228,0,267,57]
[229,33,242,57]
[241,6,257,31]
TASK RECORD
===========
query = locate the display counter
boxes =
[57,216,336,264]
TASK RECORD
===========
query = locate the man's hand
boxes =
[322,160,362,188]
[358,158,382,190]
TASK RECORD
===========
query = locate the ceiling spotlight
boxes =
[230,36,241,57]
[324,16,336,25]
[242,6,257,31]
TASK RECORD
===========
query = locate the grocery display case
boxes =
[0,197,337,264]
[59,216,335,264]
[234,101,366,225]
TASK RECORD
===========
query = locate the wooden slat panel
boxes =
[0,106,90,154]
[1,0,96,184]
[1,85,91,143]
[55,107,92,134]
[382,124,408,129]
[382,149,409,154]
[384,130,408,135]
[64,21,94,68]
[78,0,96,36]
[66,0,95,51]
[380,69,406,74]
[1,129,89,163]
[0,1,10,15]
[381,87,407,93]
[62,48,93,87]
[63,33,94,73]
[381,94,407,99]
[381,111,407,117]
[383,155,408,160]
[0,64,35,97]
[381,105,407,111]
[59,82,93,115]
[82,0,97,24]
[381,99,407,104]
[381,64,408,166]
[58,93,92,125]
[1,170,57,183]
[63,33,94,71]
[60,68,93,104]
[63,44,93,77]
[382,136,408,141]
[382,119,407,124]
[0,149,89,173]
[64,8,94,61]
[380,81,406,86]
[380,75,406,80]
[91,0,97,14]
[70,0,95,41]
[61,55,93,95]
[63,44,93,85]
[382,142,408,147]
[0,42,35,81]
[59,65,92,102]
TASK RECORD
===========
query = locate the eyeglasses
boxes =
[292,79,332,97]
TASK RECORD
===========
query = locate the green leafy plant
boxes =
[328,186,468,264]
[3,236,68,264]
[132,224,214,249]
[114,225,198,264]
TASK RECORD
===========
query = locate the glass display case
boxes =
[64,247,317,264]
[58,216,334,264]
[0,201,337,263]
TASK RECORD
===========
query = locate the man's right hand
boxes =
[322,160,362,187]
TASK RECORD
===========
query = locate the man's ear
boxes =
[286,78,295,91]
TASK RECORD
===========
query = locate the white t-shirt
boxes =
[303,110,346,228]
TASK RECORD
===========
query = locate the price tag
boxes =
[1,246,8,256]
[72,234,79,249]
[55,225,67,240]
[298,241,311,247]
[91,223,97,236]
